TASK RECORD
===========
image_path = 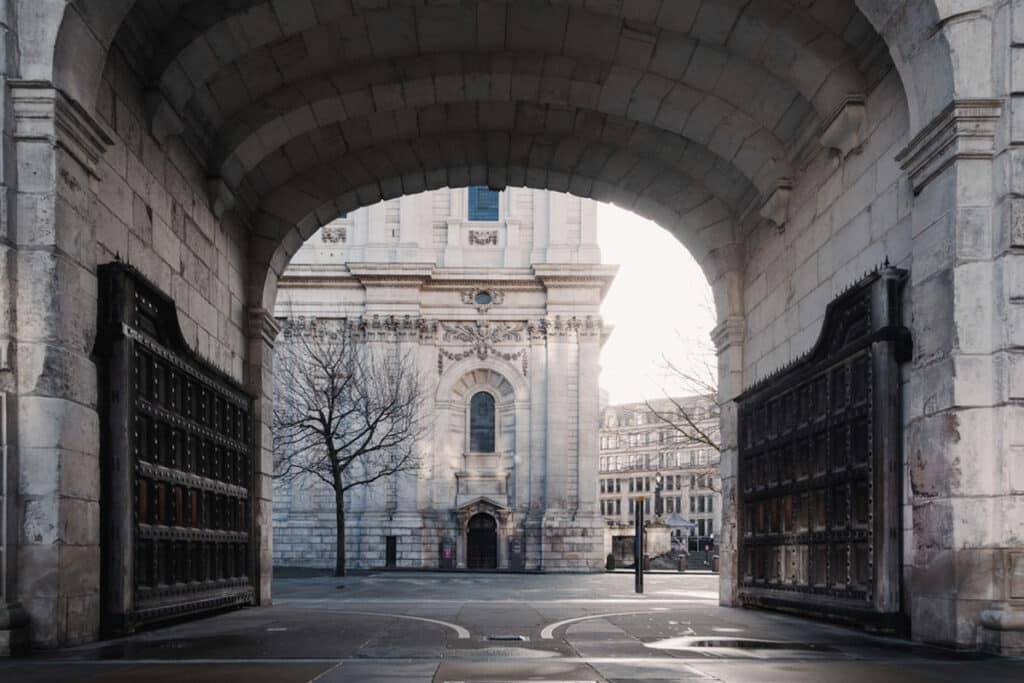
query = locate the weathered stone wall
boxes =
[742,70,911,382]
[92,50,248,381]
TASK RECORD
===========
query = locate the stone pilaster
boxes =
[245,307,281,606]
[543,317,569,512]
[711,315,745,607]
[8,82,111,647]
[897,98,1022,651]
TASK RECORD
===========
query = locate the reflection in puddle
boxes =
[645,637,837,652]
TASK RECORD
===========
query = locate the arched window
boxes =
[470,392,496,453]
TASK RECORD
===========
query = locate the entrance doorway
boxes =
[385,536,397,568]
[466,514,498,569]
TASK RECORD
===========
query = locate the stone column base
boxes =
[980,604,1024,656]
[0,603,29,656]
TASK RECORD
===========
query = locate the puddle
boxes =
[645,637,837,652]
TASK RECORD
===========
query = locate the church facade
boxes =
[272,187,615,571]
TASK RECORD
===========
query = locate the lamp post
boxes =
[634,495,645,594]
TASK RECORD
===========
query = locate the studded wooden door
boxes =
[96,263,256,634]
[736,267,911,631]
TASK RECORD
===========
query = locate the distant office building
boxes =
[598,396,721,547]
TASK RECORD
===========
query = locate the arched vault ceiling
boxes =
[207,53,808,174]
[62,0,899,223]
[219,97,778,212]
[114,1,874,136]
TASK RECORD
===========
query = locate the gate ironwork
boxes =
[95,262,256,634]
[736,267,910,630]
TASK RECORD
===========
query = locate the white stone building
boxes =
[272,187,615,571]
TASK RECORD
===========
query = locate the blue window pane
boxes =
[470,392,496,453]
[468,186,500,221]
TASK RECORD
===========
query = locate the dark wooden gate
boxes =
[95,262,256,634]
[736,267,910,631]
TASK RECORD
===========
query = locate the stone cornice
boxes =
[711,316,746,353]
[896,99,1003,194]
[346,262,435,285]
[9,81,113,178]
[246,307,282,347]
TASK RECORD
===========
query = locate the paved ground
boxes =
[1,571,1021,682]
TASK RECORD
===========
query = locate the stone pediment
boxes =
[457,496,508,514]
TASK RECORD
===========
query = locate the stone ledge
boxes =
[896,99,1002,194]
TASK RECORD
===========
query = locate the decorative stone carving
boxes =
[461,288,504,313]
[469,229,499,246]
[322,226,347,244]
[437,321,528,375]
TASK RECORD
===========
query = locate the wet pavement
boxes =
[1,571,1021,681]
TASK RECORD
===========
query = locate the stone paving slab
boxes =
[0,574,1021,682]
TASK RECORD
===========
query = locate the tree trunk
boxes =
[335,486,347,577]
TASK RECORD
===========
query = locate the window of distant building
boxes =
[469,392,496,452]
[468,186,500,220]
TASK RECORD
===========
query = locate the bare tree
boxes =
[645,348,721,453]
[645,335,723,494]
[273,319,426,576]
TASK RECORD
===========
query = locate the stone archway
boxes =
[0,0,1018,655]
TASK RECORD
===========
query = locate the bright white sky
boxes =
[597,203,717,405]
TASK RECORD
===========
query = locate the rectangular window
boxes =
[690,475,696,488]
[644,499,651,514]
[666,477,674,491]
[645,478,651,492]
[629,498,635,515]
[628,479,635,493]
[468,186,500,220]
[698,496,706,513]
[600,480,606,494]
[707,519,714,536]
[615,480,621,493]
[675,496,681,510]
[690,497,696,513]
[698,519,706,536]
[615,499,621,515]
[708,497,714,513]
[666,499,674,513]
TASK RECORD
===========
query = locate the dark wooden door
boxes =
[466,514,497,569]
[737,267,910,631]
[95,263,256,635]
[385,536,397,568]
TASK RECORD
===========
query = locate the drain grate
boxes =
[485,634,528,642]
